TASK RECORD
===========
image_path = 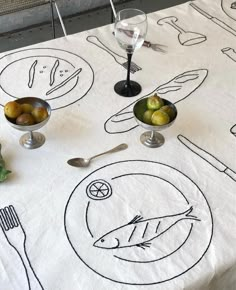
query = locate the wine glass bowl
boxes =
[5,97,51,149]
[114,8,148,97]
[133,97,177,148]
[114,10,147,52]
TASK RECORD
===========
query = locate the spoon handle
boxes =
[90,143,128,161]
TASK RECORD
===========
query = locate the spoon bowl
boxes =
[67,158,91,167]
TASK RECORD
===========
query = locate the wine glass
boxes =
[114,9,148,97]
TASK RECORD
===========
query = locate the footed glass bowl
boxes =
[5,97,51,149]
[133,97,177,148]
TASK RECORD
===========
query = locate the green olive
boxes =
[143,109,154,124]
[147,94,164,110]
[151,110,170,126]
[160,105,176,121]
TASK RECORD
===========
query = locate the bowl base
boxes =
[140,131,165,148]
[20,132,45,149]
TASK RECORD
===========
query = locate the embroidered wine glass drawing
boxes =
[157,16,206,46]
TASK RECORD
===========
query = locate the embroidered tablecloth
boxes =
[0,0,236,289]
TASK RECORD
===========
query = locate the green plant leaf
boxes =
[0,144,11,182]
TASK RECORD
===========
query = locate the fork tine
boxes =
[122,62,128,69]
[122,61,142,74]
[131,66,141,73]
[132,62,142,69]
[122,63,134,74]
[131,63,141,70]
[129,65,136,74]
[0,213,7,230]
[155,46,166,53]
[132,66,141,73]
[4,207,14,229]
[0,209,9,230]
[9,205,19,227]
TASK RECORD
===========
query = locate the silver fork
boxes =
[113,30,167,53]
[143,40,167,53]
[87,35,142,74]
[0,205,44,290]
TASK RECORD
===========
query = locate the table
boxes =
[0,0,236,289]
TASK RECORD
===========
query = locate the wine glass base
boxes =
[140,131,165,148]
[114,80,142,97]
[19,132,46,149]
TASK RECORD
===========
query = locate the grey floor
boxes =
[0,0,188,53]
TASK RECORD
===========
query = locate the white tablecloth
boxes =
[0,0,236,289]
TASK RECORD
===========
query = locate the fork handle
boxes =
[17,246,44,290]
[143,41,152,48]
[87,35,126,62]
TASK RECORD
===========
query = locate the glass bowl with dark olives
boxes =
[4,97,51,149]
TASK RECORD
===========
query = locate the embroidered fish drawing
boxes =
[93,206,200,250]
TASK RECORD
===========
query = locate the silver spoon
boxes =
[67,143,128,167]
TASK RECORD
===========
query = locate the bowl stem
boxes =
[140,130,165,148]
[19,131,46,149]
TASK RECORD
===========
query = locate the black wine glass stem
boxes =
[126,52,133,87]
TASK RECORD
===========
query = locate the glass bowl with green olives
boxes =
[4,97,51,149]
[133,94,177,148]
